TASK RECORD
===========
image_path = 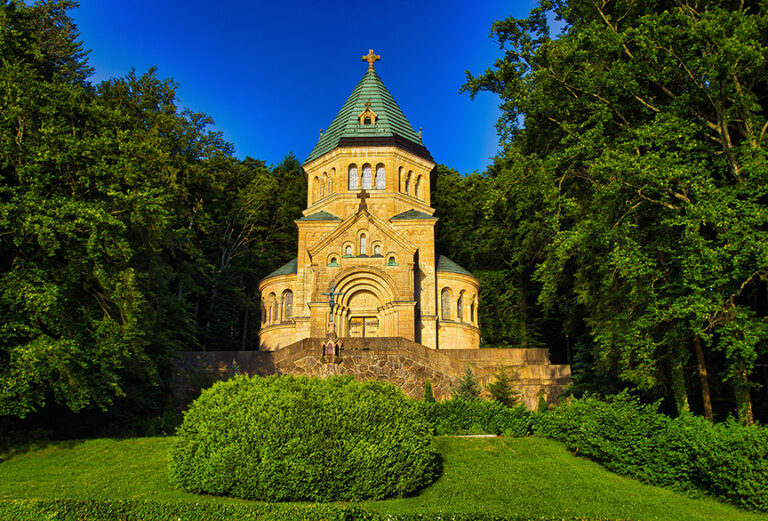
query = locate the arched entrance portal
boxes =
[330,267,401,338]
[346,289,380,338]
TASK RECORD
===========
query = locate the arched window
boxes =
[270,293,277,323]
[471,296,477,324]
[415,175,422,199]
[360,234,367,255]
[362,164,372,190]
[375,164,385,190]
[398,166,404,192]
[441,288,451,320]
[457,291,465,322]
[312,177,319,202]
[345,245,353,256]
[321,173,327,198]
[328,168,334,194]
[282,290,293,321]
[348,164,359,190]
[404,171,412,194]
[374,244,382,256]
[261,299,266,325]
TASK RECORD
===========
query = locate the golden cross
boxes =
[362,49,380,71]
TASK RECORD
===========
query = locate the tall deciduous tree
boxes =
[465,0,768,423]
[0,1,308,423]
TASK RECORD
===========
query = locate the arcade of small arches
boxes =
[327,232,394,262]
[440,287,478,326]
[308,163,426,204]
[261,289,294,326]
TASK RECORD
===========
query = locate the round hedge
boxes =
[168,374,439,501]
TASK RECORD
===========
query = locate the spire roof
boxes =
[305,68,432,164]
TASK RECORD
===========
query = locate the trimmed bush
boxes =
[0,499,622,521]
[169,375,439,502]
[536,392,768,511]
[0,499,370,521]
[419,398,533,436]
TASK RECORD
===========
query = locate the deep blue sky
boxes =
[70,1,536,174]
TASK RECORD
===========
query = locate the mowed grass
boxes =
[0,436,765,521]
[369,437,767,521]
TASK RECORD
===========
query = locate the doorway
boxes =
[349,316,380,338]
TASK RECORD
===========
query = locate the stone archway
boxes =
[331,267,400,338]
[346,289,380,337]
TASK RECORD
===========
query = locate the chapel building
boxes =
[258,50,481,351]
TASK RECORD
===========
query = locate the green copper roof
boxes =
[296,211,342,222]
[390,209,437,221]
[262,257,298,281]
[436,255,474,277]
[305,69,432,163]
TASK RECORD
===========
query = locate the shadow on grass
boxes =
[0,432,85,463]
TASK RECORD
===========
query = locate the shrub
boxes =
[487,367,519,408]
[423,379,436,403]
[534,392,668,479]
[420,398,533,437]
[168,375,439,502]
[0,499,622,521]
[536,392,768,512]
[0,499,371,521]
[537,393,548,413]
[451,366,481,400]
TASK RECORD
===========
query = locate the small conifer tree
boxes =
[452,366,481,400]
[537,392,549,412]
[423,379,436,403]
[487,367,519,407]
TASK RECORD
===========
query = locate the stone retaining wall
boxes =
[173,337,571,409]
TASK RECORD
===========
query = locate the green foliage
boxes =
[0,498,660,521]
[451,366,481,400]
[487,367,519,407]
[537,393,548,413]
[537,393,768,511]
[159,396,182,435]
[419,399,532,437]
[169,375,439,501]
[423,379,435,403]
[432,165,550,349]
[0,1,306,427]
[462,0,768,422]
[0,499,371,521]
[1,436,762,521]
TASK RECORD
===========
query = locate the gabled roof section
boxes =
[261,257,298,282]
[436,255,474,277]
[390,209,437,221]
[296,211,343,222]
[305,69,432,164]
[308,208,417,259]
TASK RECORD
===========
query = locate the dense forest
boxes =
[1,0,766,434]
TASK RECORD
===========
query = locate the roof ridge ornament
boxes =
[362,49,380,71]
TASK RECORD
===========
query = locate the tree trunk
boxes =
[693,335,713,421]
[671,344,690,416]
[241,308,249,350]
[735,365,755,426]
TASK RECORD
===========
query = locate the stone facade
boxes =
[174,338,572,409]
[258,58,481,351]
[241,53,573,405]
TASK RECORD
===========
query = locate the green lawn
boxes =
[0,436,764,521]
